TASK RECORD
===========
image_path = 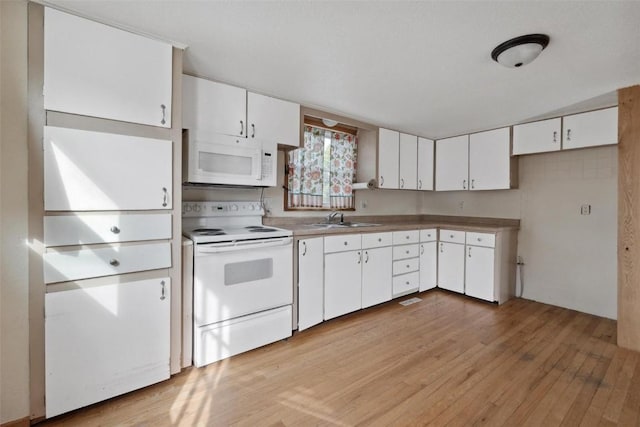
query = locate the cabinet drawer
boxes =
[440,229,466,244]
[466,232,495,248]
[392,230,420,245]
[324,234,362,253]
[393,244,420,260]
[362,232,393,249]
[420,228,437,242]
[44,242,171,284]
[44,214,172,247]
[393,271,419,296]
[393,257,420,275]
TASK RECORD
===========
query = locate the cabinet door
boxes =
[324,251,362,320]
[182,75,247,137]
[465,245,495,302]
[247,92,301,147]
[562,107,618,150]
[362,247,392,308]
[378,128,400,189]
[512,117,561,155]
[437,242,465,293]
[417,137,434,191]
[45,278,170,417]
[435,135,469,191]
[298,238,324,331]
[44,8,172,128]
[44,126,172,211]
[469,127,511,190]
[399,133,418,190]
[419,241,437,291]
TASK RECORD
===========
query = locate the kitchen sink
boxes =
[308,222,380,229]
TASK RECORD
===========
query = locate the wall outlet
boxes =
[581,204,591,215]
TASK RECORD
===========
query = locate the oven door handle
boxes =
[197,237,292,253]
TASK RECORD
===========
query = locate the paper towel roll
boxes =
[352,179,376,190]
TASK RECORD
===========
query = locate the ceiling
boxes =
[45,1,640,139]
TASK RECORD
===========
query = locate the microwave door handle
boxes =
[254,150,263,180]
[197,237,292,253]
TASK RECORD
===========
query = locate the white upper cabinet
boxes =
[469,127,512,191]
[44,8,172,128]
[417,137,434,191]
[512,117,561,155]
[182,75,247,137]
[562,107,618,150]
[247,92,301,147]
[399,133,418,190]
[435,135,469,191]
[378,128,400,189]
[44,126,172,211]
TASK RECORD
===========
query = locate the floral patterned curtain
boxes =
[329,131,357,209]
[287,126,325,208]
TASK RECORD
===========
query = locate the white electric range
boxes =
[182,201,293,367]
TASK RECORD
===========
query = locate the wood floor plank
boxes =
[38,291,640,427]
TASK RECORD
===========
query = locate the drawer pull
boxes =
[477,238,482,242]
[162,187,168,207]
[378,238,382,242]
[468,247,472,258]
[365,251,369,263]
[160,280,166,301]
[357,251,361,264]
[405,281,410,285]
[406,264,410,268]
[406,236,410,240]
[302,241,307,256]
[450,234,454,238]
[421,244,424,255]
[109,259,120,267]
[110,226,120,234]
[160,104,166,125]
[406,250,410,254]
[344,241,348,246]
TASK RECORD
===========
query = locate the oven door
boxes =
[187,136,262,186]
[193,237,293,326]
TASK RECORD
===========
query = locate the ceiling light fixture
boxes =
[321,118,338,128]
[491,34,550,68]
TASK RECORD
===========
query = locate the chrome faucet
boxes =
[326,211,340,223]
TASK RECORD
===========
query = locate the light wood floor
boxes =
[40,291,640,426]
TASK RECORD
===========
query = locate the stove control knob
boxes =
[231,204,238,211]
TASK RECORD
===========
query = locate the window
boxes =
[286,122,357,210]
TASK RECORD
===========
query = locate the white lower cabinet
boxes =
[362,246,392,308]
[419,228,438,291]
[465,245,495,302]
[324,235,363,320]
[298,238,324,331]
[437,240,465,294]
[45,277,170,417]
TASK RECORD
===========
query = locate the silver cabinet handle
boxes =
[302,241,307,256]
[162,187,168,207]
[380,176,384,186]
[160,104,166,125]
[378,238,382,242]
[365,251,369,263]
[553,131,557,143]
[406,235,410,240]
[400,178,405,189]
[440,243,444,253]
[240,120,244,136]
[357,251,361,264]
[406,264,410,269]
[251,124,256,138]
[468,247,472,258]
[405,281,410,285]
[418,179,422,190]
[160,280,166,301]
[344,241,348,246]
[463,179,467,190]
[406,250,410,254]
[450,234,454,238]
[110,226,120,234]
[566,129,572,141]
[471,179,475,189]
[421,244,424,255]
[477,237,482,242]
[109,259,119,267]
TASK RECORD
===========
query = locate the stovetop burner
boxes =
[192,228,226,236]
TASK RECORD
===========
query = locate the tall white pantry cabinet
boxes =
[39,7,180,418]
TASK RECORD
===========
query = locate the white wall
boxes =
[420,146,618,319]
[0,0,31,423]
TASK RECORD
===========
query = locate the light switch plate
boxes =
[581,204,591,215]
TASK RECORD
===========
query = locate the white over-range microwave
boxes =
[183,130,277,187]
